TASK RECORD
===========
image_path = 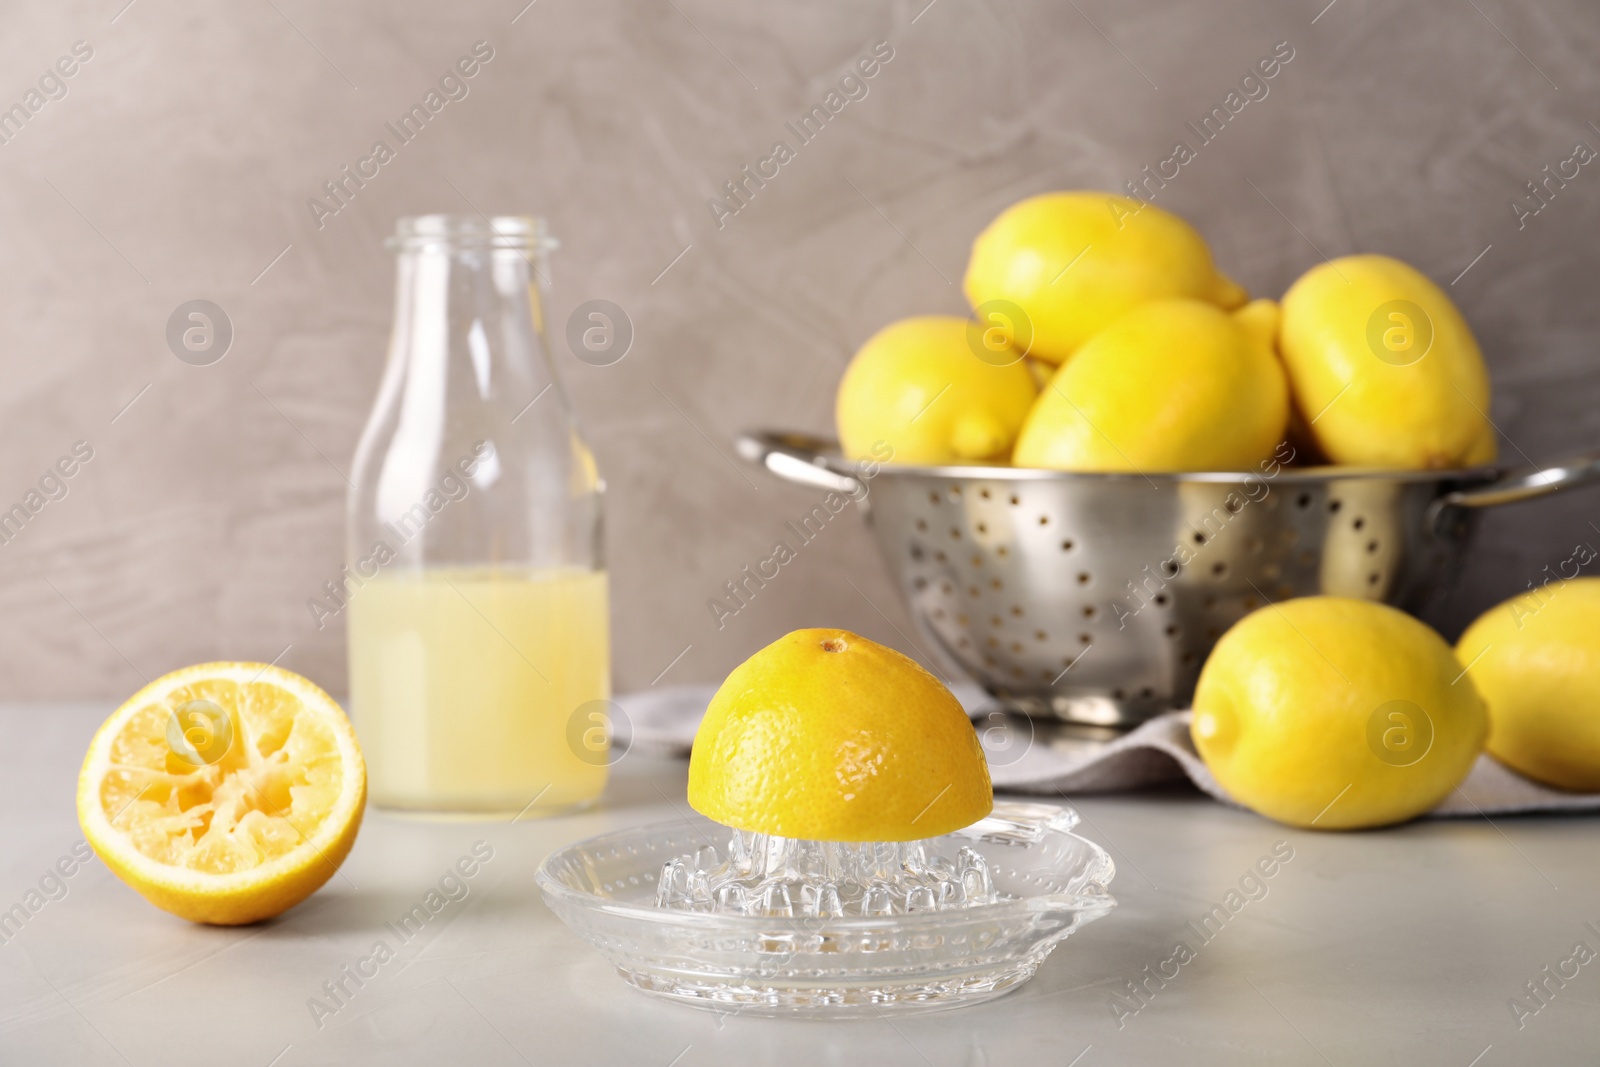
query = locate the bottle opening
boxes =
[388,214,555,252]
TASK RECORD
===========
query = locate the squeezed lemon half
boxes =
[77,662,366,925]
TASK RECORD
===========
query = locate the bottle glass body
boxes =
[347,215,608,817]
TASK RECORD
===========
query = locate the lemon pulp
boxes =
[78,663,365,924]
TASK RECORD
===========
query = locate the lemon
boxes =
[688,629,992,841]
[835,316,1037,463]
[1457,578,1600,791]
[1463,424,1498,467]
[1279,254,1493,469]
[78,663,366,925]
[1192,598,1487,829]
[1023,357,1054,389]
[963,192,1247,365]
[1011,298,1289,472]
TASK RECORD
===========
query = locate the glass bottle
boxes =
[347,215,608,817]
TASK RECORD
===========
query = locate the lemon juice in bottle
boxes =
[348,216,609,816]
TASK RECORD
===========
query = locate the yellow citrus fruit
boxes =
[1192,598,1487,829]
[1023,357,1054,389]
[1462,424,1498,467]
[1279,254,1493,469]
[78,662,366,925]
[1011,298,1288,472]
[963,191,1247,365]
[688,629,992,841]
[835,315,1037,463]
[1457,578,1600,791]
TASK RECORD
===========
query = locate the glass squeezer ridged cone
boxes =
[536,802,1115,1014]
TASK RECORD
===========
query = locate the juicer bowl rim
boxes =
[534,801,1118,934]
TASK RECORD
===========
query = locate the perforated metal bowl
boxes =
[737,431,1600,728]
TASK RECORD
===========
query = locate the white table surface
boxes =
[4,702,1598,1066]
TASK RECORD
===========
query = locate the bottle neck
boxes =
[388,244,551,403]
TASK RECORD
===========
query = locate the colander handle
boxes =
[1437,451,1600,509]
[734,431,865,495]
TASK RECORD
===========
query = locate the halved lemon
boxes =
[688,629,992,841]
[77,662,366,925]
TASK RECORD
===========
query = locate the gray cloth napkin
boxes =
[615,685,1600,818]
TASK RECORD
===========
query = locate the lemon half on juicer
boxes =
[539,628,1114,1012]
[688,629,992,841]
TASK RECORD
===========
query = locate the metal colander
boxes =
[738,431,1600,728]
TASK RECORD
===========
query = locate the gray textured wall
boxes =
[1,0,1597,698]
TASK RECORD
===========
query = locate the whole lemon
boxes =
[1192,597,1487,829]
[1279,255,1493,469]
[963,192,1247,365]
[835,316,1037,463]
[1462,424,1499,467]
[1457,577,1600,791]
[1011,298,1288,472]
[688,629,992,841]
